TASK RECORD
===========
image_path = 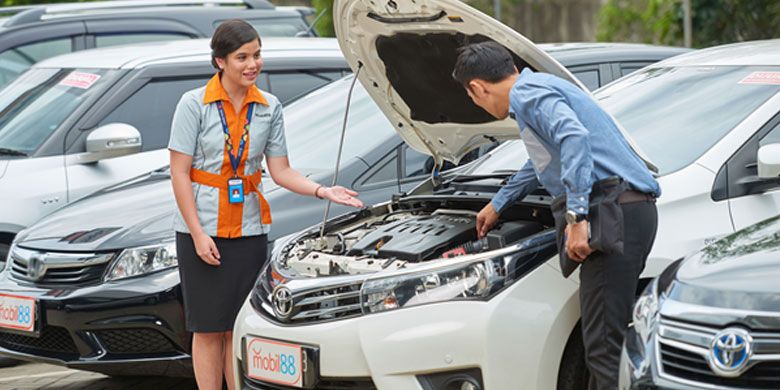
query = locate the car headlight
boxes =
[632,278,659,345]
[360,256,505,314]
[104,241,177,282]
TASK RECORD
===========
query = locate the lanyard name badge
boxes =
[216,101,254,204]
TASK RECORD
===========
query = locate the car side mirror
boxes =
[78,123,142,164]
[757,143,780,180]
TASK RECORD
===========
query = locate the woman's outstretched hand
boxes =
[321,186,363,208]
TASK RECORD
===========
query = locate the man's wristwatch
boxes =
[565,210,587,225]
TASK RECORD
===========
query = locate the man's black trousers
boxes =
[579,200,658,390]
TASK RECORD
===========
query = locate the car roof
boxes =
[654,39,780,67]
[0,0,300,29]
[34,38,342,70]
[539,42,691,66]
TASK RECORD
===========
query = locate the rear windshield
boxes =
[0,68,116,156]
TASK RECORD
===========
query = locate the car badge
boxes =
[27,254,46,281]
[271,285,294,320]
[708,327,753,377]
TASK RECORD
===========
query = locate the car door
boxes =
[64,68,212,204]
[715,112,780,230]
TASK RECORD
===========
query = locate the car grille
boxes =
[95,328,178,355]
[658,318,780,388]
[0,326,78,358]
[254,277,365,324]
[8,246,114,286]
[243,375,376,390]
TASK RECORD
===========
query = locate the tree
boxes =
[312,0,334,37]
[598,0,780,48]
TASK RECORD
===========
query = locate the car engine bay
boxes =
[278,196,552,278]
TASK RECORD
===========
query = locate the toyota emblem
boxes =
[709,327,752,377]
[27,255,46,281]
[272,285,294,320]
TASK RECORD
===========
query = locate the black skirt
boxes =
[176,232,268,332]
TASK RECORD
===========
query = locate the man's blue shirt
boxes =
[491,68,660,215]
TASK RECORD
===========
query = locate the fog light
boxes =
[459,380,480,390]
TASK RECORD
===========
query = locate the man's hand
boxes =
[565,221,593,262]
[476,203,500,238]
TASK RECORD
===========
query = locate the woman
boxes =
[168,20,362,389]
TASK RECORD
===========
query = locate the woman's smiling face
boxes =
[216,39,262,89]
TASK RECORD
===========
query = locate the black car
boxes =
[620,214,780,389]
[0,0,314,89]
[0,43,688,378]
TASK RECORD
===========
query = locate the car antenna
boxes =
[296,6,328,37]
[317,63,364,246]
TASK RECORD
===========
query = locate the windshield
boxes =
[472,65,780,176]
[284,75,396,171]
[0,68,116,156]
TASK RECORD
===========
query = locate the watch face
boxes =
[565,211,576,224]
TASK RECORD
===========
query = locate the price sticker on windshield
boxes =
[739,71,780,85]
[59,71,101,89]
[0,293,36,333]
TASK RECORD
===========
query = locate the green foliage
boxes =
[312,0,334,37]
[598,0,780,48]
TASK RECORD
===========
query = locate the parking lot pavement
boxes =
[0,362,196,389]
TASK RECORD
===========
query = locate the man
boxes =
[452,41,660,389]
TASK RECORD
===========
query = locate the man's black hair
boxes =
[211,19,261,70]
[452,41,516,88]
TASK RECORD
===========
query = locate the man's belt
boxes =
[618,190,655,204]
[190,168,272,224]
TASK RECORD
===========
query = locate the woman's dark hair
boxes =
[210,19,261,70]
[452,41,515,88]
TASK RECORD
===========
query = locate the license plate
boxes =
[0,293,36,333]
[245,336,307,388]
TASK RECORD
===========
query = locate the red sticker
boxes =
[59,71,101,89]
[739,72,780,85]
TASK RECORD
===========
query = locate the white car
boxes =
[232,1,780,389]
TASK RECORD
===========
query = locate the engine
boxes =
[282,210,545,277]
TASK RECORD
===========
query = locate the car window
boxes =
[597,66,780,175]
[98,78,207,151]
[284,75,396,171]
[268,71,343,103]
[362,152,398,186]
[760,121,780,147]
[229,17,309,37]
[404,145,431,178]
[620,62,650,77]
[0,68,115,156]
[569,66,600,90]
[0,38,72,90]
[95,33,190,48]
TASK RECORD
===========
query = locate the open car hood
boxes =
[334,0,657,172]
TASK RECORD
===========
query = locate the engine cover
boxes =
[347,214,477,261]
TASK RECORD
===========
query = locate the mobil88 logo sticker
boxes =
[247,338,302,386]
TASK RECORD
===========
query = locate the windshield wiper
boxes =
[0,147,27,157]
[449,170,516,183]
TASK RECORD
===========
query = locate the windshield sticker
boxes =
[739,72,780,85]
[59,71,101,89]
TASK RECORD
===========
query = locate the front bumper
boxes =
[232,260,581,390]
[0,268,191,377]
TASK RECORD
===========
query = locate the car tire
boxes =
[557,322,590,390]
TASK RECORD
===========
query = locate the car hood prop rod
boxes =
[317,63,363,245]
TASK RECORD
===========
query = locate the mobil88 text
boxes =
[252,348,298,376]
